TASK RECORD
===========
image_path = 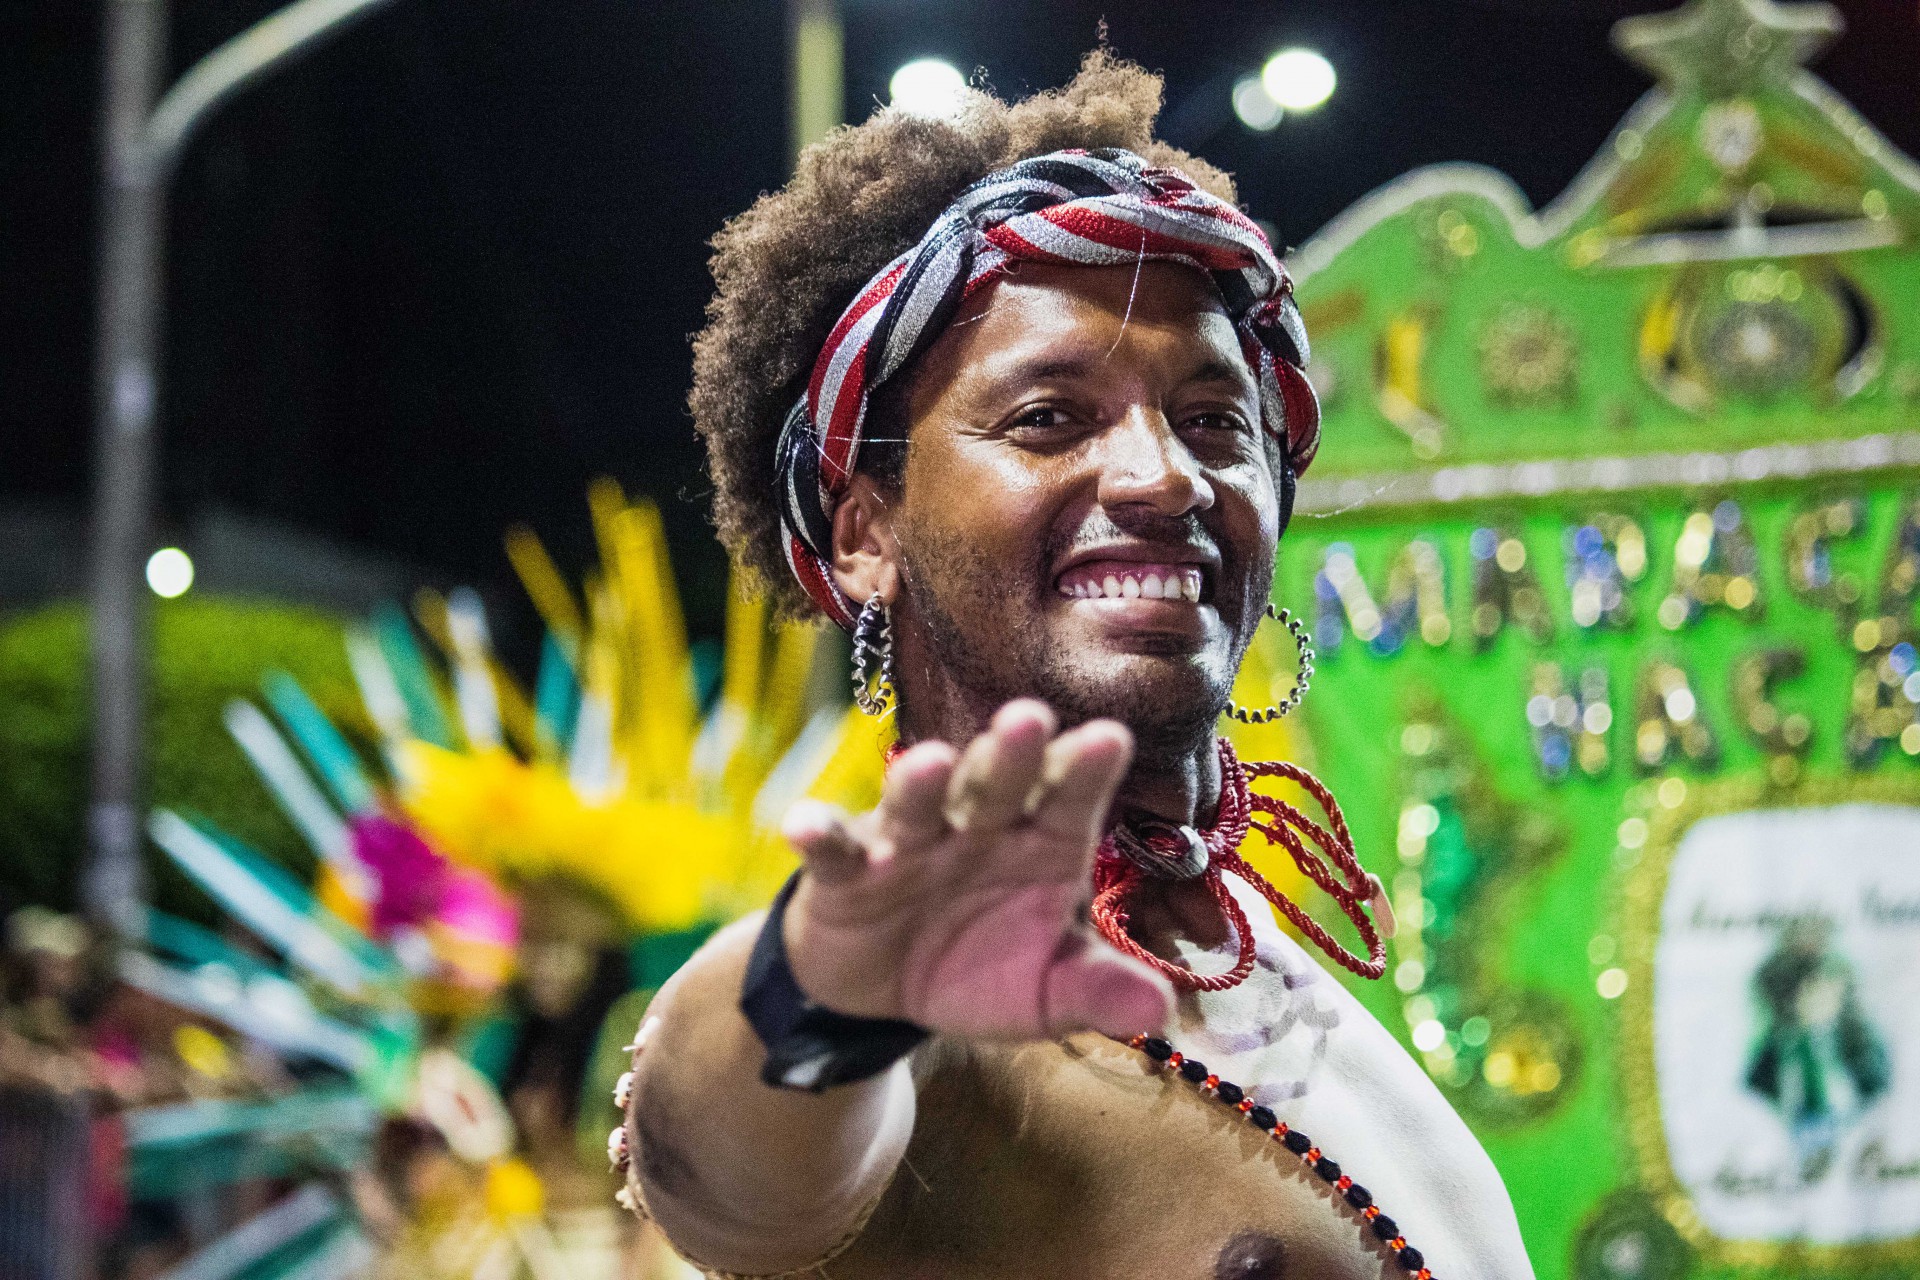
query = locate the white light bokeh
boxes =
[146,547,194,598]
[1231,75,1284,131]
[1262,48,1336,111]
[889,58,967,120]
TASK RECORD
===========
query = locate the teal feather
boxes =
[251,1219,374,1280]
[157,1187,349,1280]
[194,817,402,986]
[373,603,455,748]
[125,1102,370,1195]
[144,909,280,983]
[147,809,394,998]
[118,949,376,1076]
[262,674,377,815]
[533,630,580,758]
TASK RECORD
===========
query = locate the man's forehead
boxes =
[925,260,1246,388]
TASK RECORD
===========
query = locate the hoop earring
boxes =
[851,593,896,717]
[1225,603,1313,724]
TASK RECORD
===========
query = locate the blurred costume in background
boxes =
[2,492,1322,1280]
[23,482,889,1280]
[1271,0,1920,1276]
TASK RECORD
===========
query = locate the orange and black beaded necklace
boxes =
[1120,1029,1437,1279]
[1084,738,1432,1277]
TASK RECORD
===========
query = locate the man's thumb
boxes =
[1041,934,1175,1039]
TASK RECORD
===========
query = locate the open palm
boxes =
[781,700,1174,1040]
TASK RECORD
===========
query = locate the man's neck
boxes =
[895,677,1224,830]
[894,666,1238,951]
[1110,736,1224,830]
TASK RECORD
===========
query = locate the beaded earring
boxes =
[851,593,896,717]
[1225,603,1315,724]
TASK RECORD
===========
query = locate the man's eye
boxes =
[1009,406,1075,432]
[1185,411,1252,434]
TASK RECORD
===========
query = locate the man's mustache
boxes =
[1047,515,1222,566]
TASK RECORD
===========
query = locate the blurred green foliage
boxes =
[0,598,362,920]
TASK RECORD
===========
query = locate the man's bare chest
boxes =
[827,1037,1409,1280]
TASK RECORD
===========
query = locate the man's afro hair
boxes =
[689,51,1240,619]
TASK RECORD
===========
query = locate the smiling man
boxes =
[614,56,1534,1280]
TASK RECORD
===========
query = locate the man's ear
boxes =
[828,474,902,606]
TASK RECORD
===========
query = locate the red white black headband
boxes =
[774,147,1321,628]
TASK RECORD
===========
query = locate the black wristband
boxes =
[740,872,929,1091]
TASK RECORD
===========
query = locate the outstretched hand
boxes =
[781,699,1175,1041]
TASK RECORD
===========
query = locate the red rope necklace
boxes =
[882,734,1391,990]
[847,736,1409,1268]
[1090,737,1388,989]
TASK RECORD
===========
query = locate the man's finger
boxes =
[944,700,1055,836]
[1025,719,1133,847]
[781,799,868,884]
[872,739,960,855]
[1040,931,1174,1039]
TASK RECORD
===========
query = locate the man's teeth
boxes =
[1061,568,1203,602]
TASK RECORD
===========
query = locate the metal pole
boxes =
[146,0,408,179]
[788,0,843,163]
[84,0,168,933]
[787,0,851,709]
[83,0,404,934]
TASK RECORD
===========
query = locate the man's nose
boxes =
[1095,408,1215,517]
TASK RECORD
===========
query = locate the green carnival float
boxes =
[1278,1,1920,1276]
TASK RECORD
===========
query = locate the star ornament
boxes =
[1613,0,1843,99]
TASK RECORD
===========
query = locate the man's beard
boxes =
[893,539,1241,767]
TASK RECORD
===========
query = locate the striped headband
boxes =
[773,146,1320,628]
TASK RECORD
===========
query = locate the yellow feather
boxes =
[503,524,584,646]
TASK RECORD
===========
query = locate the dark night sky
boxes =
[6,0,1918,652]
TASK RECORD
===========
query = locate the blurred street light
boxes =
[1262,48,1336,112]
[145,548,193,598]
[890,57,967,119]
[1232,75,1284,131]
